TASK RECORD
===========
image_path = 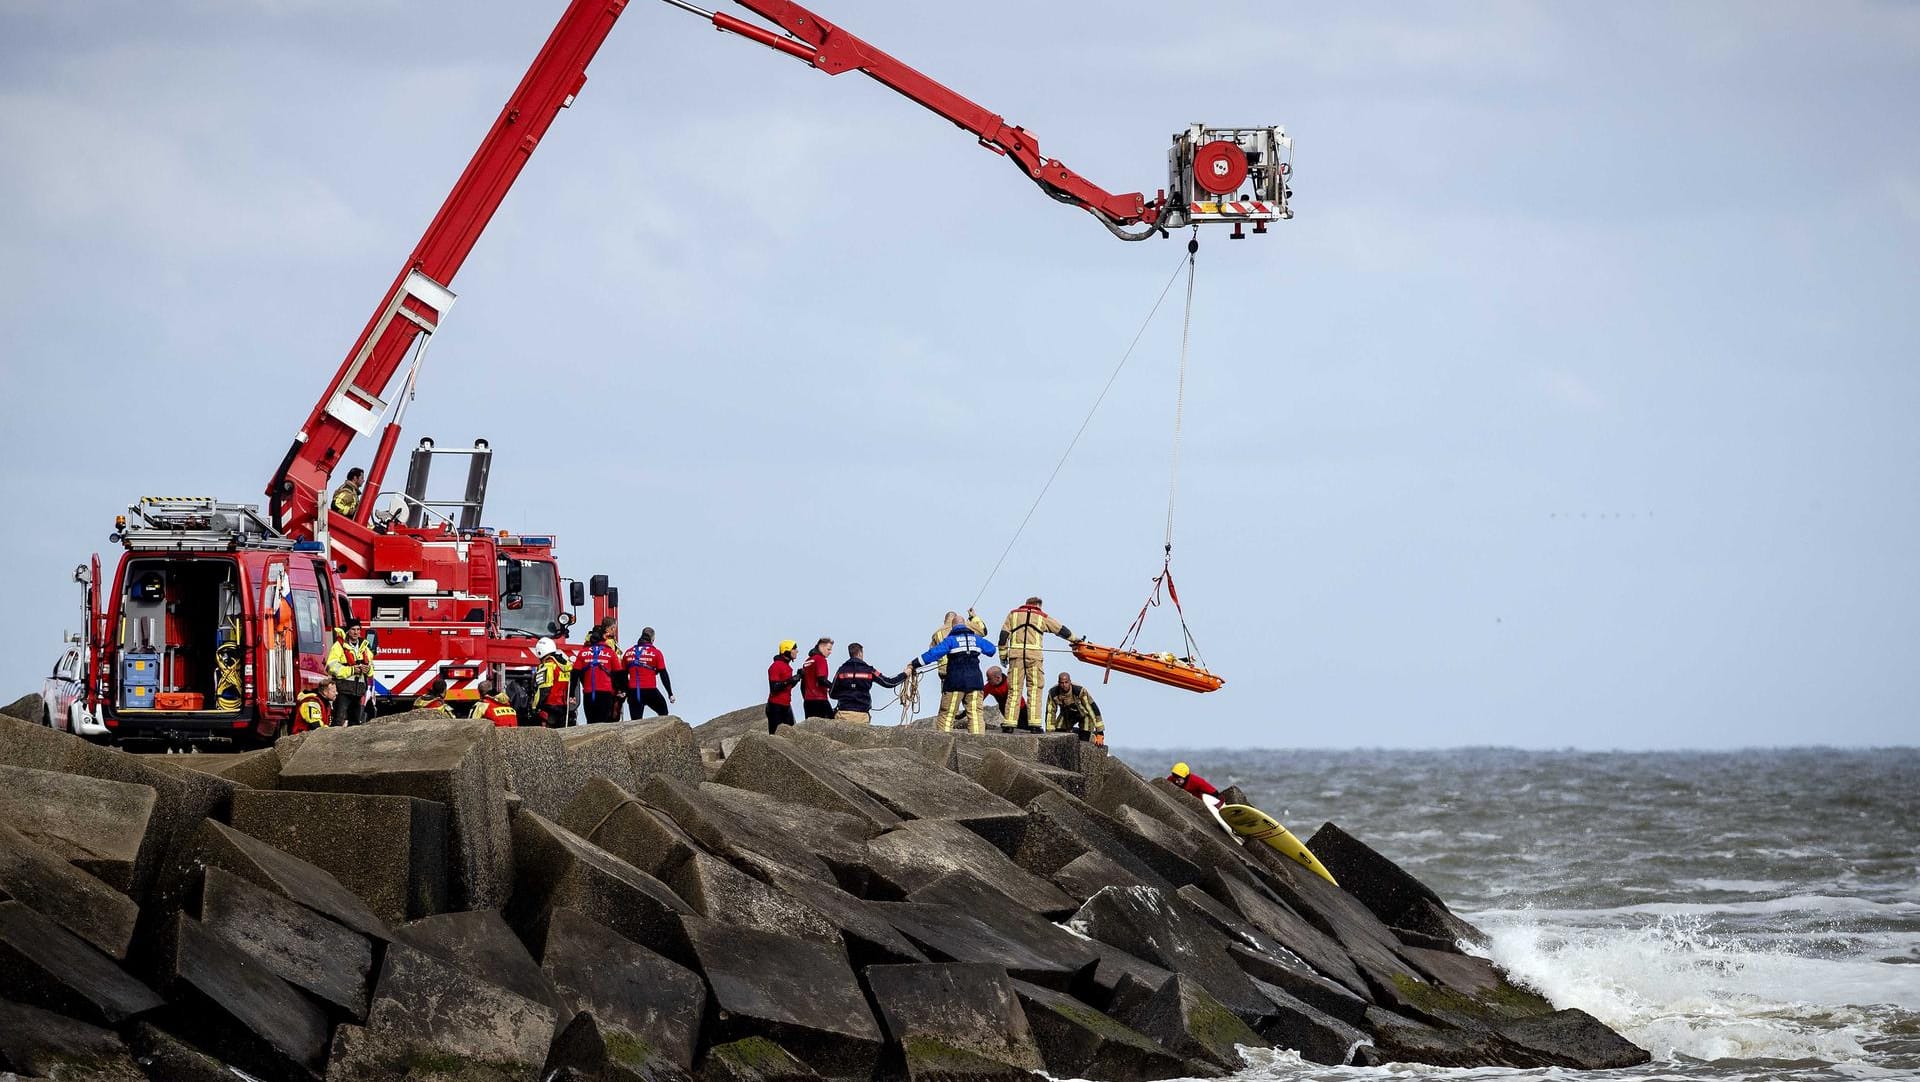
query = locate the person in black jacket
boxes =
[830,644,905,724]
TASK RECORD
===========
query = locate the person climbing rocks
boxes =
[623,626,675,718]
[292,678,336,734]
[1168,761,1218,798]
[1046,671,1103,742]
[325,619,375,726]
[929,609,987,723]
[983,665,1017,731]
[915,621,997,735]
[413,678,455,717]
[799,638,836,720]
[331,467,366,518]
[999,597,1082,728]
[475,679,518,726]
[767,639,803,734]
[534,637,572,728]
[829,643,905,724]
[573,625,621,724]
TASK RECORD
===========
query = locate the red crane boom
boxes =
[268,0,1289,564]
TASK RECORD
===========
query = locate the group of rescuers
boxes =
[292,613,674,733]
[764,598,1105,743]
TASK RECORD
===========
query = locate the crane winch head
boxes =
[1166,125,1291,238]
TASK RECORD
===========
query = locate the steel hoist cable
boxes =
[970,247,1193,611]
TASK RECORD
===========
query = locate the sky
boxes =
[0,1,1915,749]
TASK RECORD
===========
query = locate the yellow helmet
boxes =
[778,639,798,655]
[1171,762,1190,778]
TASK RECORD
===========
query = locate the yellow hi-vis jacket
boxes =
[325,632,375,681]
[331,481,361,516]
[999,605,1071,663]
[537,656,571,706]
[294,691,329,732]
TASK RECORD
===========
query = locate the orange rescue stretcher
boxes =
[1072,641,1224,693]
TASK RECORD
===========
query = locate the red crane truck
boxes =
[50,0,1289,746]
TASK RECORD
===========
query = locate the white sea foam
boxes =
[1471,911,1920,1066]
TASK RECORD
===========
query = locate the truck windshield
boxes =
[498,559,563,636]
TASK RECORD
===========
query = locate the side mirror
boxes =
[504,559,524,596]
[606,586,619,609]
[569,581,587,608]
[590,575,608,598]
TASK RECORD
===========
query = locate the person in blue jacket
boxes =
[913,623,997,735]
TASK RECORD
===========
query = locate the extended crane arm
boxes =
[270,0,1288,564]
[668,0,1165,238]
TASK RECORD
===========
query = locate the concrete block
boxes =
[830,748,1027,851]
[394,909,569,1026]
[867,820,1074,916]
[158,913,331,1081]
[541,908,708,1071]
[1011,979,1199,1082]
[229,789,449,925]
[507,810,694,967]
[0,997,144,1081]
[0,819,140,960]
[200,866,372,1019]
[276,716,512,910]
[0,763,159,894]
[683,916,883,1082]
[0,899,162,1025]
[494,725,572,821]
[713,735,900,832]
[865,963,1045,1082]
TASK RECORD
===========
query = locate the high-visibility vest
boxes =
[293,692,329,733]
[325,634,374,680]
[331,483,360,515]
[414,696,454,717]
[537,656,570,706]
[477,695,518,727]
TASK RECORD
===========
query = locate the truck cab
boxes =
[75,498,345,747]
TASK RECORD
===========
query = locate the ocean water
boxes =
[1118,748,1920,1082]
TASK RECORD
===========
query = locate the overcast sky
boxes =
[1,1,1915,748]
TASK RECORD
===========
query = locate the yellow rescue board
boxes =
[1218,804,1339,886]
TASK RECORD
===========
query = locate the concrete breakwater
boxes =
[0,704,1650,1080]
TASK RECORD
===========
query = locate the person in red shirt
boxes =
[623,627,675,718]
[799,638,835,720]
[572,626,621,724]
[1168,762,1219,798]
[767,639,802,734]
[983,665,1018,732]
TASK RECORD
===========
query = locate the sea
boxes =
[1117,747,1920,1082]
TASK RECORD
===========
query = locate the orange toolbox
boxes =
[155,692,206,711]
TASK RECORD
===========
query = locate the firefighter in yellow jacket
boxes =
[928,609,987,722]
[998,597,1082,730]
[292,678,336,735]
[331,467,366,517]
[324,620,375,725]
[533,637,572,728]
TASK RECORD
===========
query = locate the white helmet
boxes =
[534,637,558,659]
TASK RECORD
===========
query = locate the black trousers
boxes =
[334,681,366,725]
[629,688,670,718]
[802,699,834,720]
[537,702,568,728]
[583,691,619,724]
[766,703,795,734]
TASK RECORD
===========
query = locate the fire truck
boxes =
[54,0,1289,745]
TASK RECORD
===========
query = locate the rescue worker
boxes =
[474,679,519,727]
[534,638,572,728]
[829,643,905,724]
[915,621,996,734]
[928,610,988,724]
[573,626,621,724]
[983,665,1015,730]
[1045,672,1104,743]
[292,678,336,735]
[1168,762,1219,798]
[331,467,366,517]
[767,640,803,734]
[799,638,835,720]
[623,627,675,718]
[998,598,1082,730]
[412,678,455,717]
[325,619,375,726]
